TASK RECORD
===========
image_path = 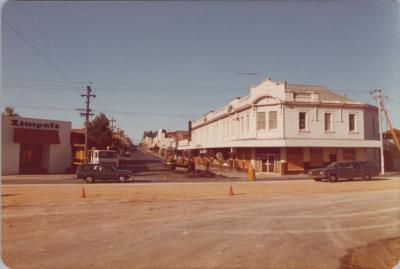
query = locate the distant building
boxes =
[154,129,175,150]
[141,132,157,149]
[141,129,189,155]
[178,78,381,174]
[70,128,85,167]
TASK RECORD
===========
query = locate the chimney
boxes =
[188,121,192,141]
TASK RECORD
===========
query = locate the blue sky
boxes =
[2,1,399,143]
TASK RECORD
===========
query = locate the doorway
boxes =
[19,143,42,174]
[260,154,275,173]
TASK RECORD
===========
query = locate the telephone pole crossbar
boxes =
[79,85,96,164]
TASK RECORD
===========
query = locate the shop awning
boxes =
[14,128,60,144]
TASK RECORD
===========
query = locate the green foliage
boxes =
[2,106,19,116]
[88,113,113,150]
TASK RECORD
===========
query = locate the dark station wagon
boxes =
[76,164,133,183]
[308,161,380,182]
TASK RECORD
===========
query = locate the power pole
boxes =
[79,85,96,164]
[110,117,116,130]
[371,89,386,174]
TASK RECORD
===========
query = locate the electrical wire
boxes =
[2,18,81,92]
[2,104,200,118]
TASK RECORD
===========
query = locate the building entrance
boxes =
[260,154,276,173]
[19,143,42,174]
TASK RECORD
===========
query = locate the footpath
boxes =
[194,164,400,181]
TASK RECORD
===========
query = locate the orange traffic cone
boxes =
[229,185,234,196]
[81,187,87,198]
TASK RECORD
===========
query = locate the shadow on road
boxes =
[133,173,161,177]
[133,179,151,183]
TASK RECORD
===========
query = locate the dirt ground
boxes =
[2,179,400,269]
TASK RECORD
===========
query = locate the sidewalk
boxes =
[195,164,400,181]
[2,174,75,180]
[195,164,310,181]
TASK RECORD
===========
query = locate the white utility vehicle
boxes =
[90,149,119,167]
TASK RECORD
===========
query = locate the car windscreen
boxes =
[327,163,338,168]
[98,151,118,158]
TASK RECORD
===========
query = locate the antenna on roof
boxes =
[236,72,259,76]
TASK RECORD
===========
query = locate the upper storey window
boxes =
[294,92,312,102]
[349,114,356,132]
[269,111,277,130]
[299,112,307,130]
[324,113,332,131]
[257,112,266,130]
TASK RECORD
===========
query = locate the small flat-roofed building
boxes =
[2,115,72,175]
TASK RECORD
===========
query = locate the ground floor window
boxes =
[310,148,323,167]
[343,148,356,160]
[287,148,304,172]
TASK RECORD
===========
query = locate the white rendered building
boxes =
[2,115,72,175]
[178,78,381,174]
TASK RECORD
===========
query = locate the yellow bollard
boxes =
[247,165,256,181]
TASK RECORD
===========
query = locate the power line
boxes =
[2,85,247,95]
[2,77,248,90]
[2,18,80,91]
[2,104,200,118]
[3,78,82,84]
[3,78,375,95]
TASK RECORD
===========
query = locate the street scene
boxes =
[2,149,400,269]
[2,1,400,269]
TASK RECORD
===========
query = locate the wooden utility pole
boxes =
[110,117,116,130]
[371,89,387,174]
[372,88,400,153]
[79,85,96,164]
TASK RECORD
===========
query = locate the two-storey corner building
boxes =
[179,78,381,174]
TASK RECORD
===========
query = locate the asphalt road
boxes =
[1,151,245,184]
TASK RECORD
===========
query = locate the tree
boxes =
[2,106,19,116]
[88,113,113,150]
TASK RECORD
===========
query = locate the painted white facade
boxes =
[154,129,175,149]
[142,136,156,149]
[184,78,380,150]
[1,115,72,175]
[179,78,381,173]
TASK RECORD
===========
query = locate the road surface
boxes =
[2,179,400,269]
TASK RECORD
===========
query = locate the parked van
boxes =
[308,161,379,182]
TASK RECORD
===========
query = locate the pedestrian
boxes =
[188,158,195,172]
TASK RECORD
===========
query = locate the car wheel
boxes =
[85,176,94,183]
[363,173,371,181]
[118,175,126,183]
[329,174,337,183]
[313,178,321,182]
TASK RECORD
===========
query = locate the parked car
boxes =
[163,159,177,170]
[76,164,133,183]
[308,161,379,182]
